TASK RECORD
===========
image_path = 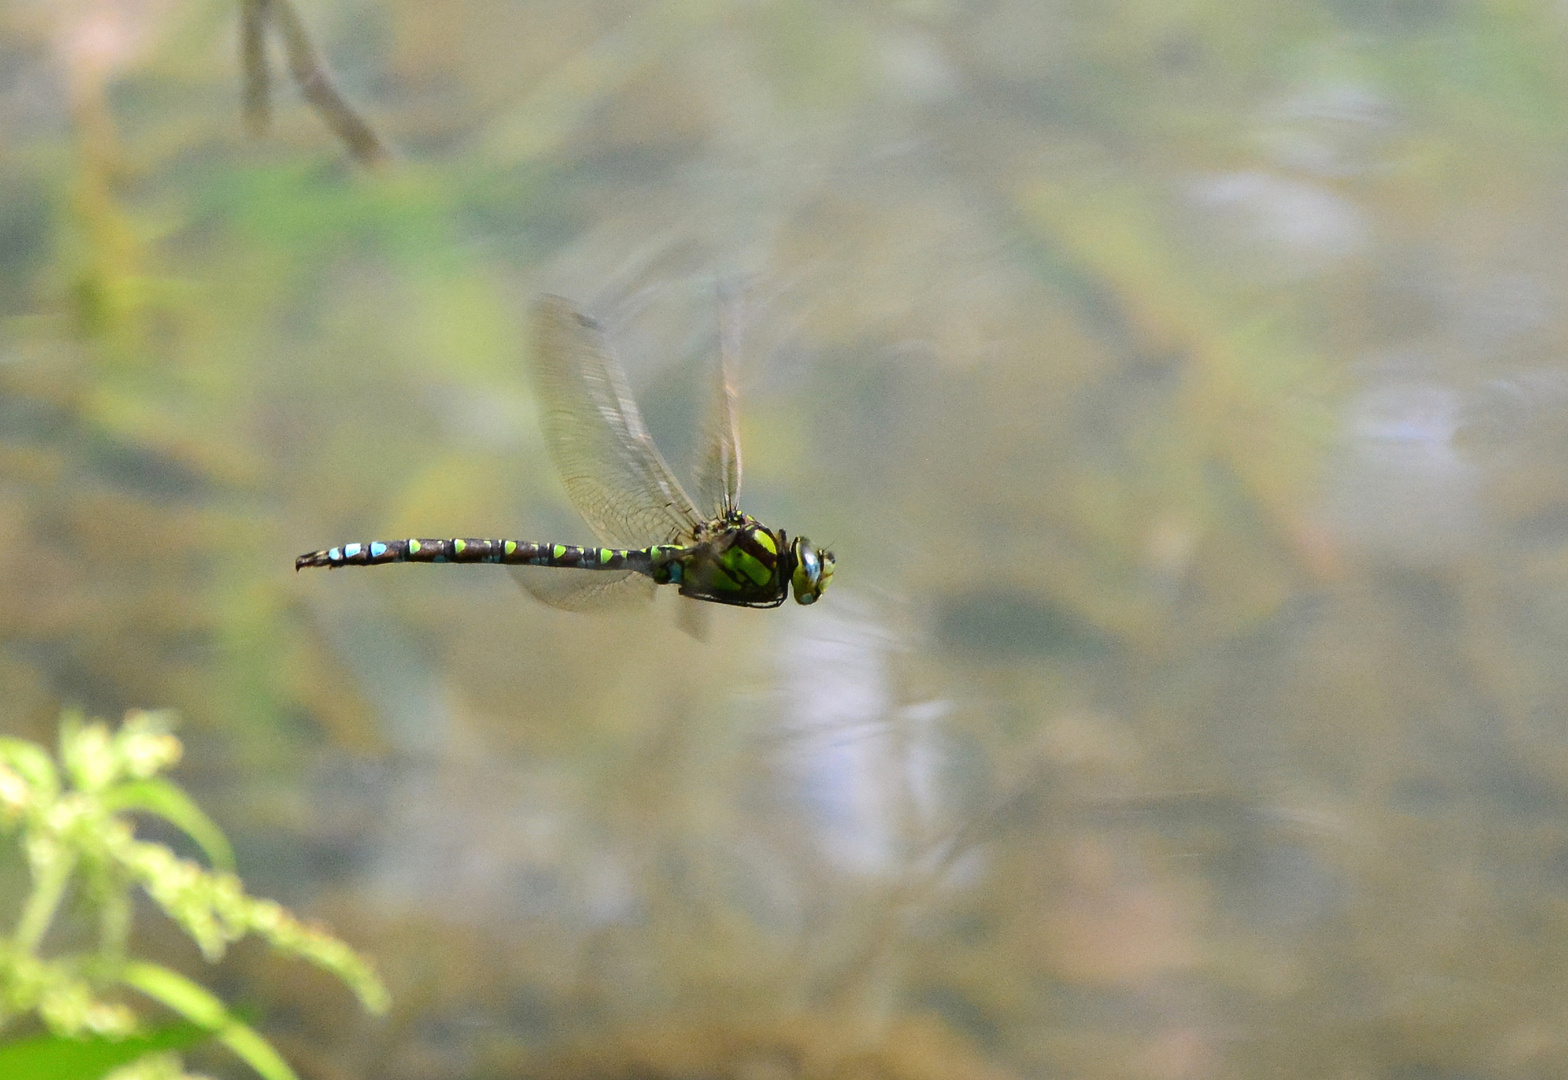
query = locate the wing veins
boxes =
[531,295,702,548]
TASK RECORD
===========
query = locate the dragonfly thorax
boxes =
[661,517,792,608]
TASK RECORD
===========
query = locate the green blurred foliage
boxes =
[0,711,385,1080]
[0,1022,209,1080]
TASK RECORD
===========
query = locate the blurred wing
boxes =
[692,296,742,518]
[675,596,711,641]
[532,295,703,548]
[509,565,657,611]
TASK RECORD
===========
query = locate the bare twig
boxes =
[240,0,270,136]
[240,0,391,167]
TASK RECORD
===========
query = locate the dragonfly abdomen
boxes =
[295,538,654,573]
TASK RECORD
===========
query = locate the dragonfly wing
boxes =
[691,292,743,518]
[532,296,703,548]
[675,595,711,641]
[509,565,657,611]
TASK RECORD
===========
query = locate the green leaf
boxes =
[117,962,226,1030]
[118,962,299,1080]
[0,1023,209,1080]
[101,780,236,872]
[214,1021,299,1080]
[0,737,60,802]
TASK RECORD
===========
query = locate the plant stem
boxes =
[14,848,74,954]
[98,886,131,965]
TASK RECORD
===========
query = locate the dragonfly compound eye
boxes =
[791,538,834,604]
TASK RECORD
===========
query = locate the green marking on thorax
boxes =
[722,546,772,587]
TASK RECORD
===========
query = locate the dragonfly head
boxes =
[789,537,835,605]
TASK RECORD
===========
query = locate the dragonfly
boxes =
[296,294,834,617]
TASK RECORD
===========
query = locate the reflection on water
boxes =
[1188,171,1369,268]
[1327,378,1479,564]
[7,1,1568,1078]
[780,602,904,874]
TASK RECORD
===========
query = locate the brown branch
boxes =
[240,0,271,136]
[241,0,391,167]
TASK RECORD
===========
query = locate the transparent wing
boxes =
[692,293,742,518]
[675,596,711,641]
[509,565,657,611]
[531,295,703,548]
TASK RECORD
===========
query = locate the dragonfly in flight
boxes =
[297,295,834,616]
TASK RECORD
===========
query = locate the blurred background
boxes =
[7,0,1568,1077]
